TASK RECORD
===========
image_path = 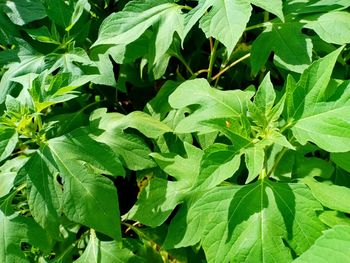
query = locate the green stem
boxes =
[207,40,219,81]
[211,53,250,81]
[176,55,194,75]
[180,5,192,11]
[190,69,209,79]
[245,22,271,32]
[267,147,288,177]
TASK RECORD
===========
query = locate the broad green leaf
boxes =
[0,12,20,45]
[165,181,325,262]
[284,0,350,15]
[294,155,334,179]
[251,21,312,74]
[90,109,171,170]
[198,0,252,54]
[2,0,46,25]
[33,128,124,240]
[75,231,144,263]
[195,144,241,189]
[331,151,350,172]
[126,143,202,226]
[0,156,28,198]
[250,0,283,21]
[0,211,51,262]
[286,48,343,119]
[287,48,350,152]
[318,211,350,228]
[0,42,46,104]
[25,151,62,237]
[25,26,60,44]
[0,127,18,162]
[305,11,350,45]
[92,0,184,65]
[0,49,19,66]
[48,47,96,75]
[169,78,254,133]
[66,0,91,32]
[45,0,74,28]
[294,225,350,263]
[91,109,172,139]
[304,178,350,213]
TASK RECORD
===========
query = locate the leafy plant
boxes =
[1,0,350,262]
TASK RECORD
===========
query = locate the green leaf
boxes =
[244,144,265,183]
[0,211,51,262]
[294,225,350,263]
[2,0,46,25]
[286,48,350,152]
[331,151,350,172]
[305,11,350,45]
[249,0,283,21]
[294,155,334,179]
[91,109,172,139]
[0,42,46,104]
[24,151,62,237]
[0,156,28,198]
[196,144,241,189]
[126,143,203,226]
[165,181,325,262]
[66,0,91,32]
[318,211,350,228]
[30,128,124,240]
[90,109,171,170]
[45,0,74,28]
[198,0,252,54]
[304,178,350,214]
[253,72,276,115]
[251,21,312,74]
[92,0,184,65]
[169,78,254,133]
[0,127,18,162]
[75,231,144,263]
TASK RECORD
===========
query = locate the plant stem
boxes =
[180,5,192,11]
[207,40,219,81]
[191,69,209,79]
[245,22,271,32]
[267,147,288,177]
[176,55,194,75]
[211,53,251,81]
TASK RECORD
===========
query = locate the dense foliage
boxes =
[1,0,350,262]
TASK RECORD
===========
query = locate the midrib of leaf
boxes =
[47,145,109,217]
[260,179,265,261]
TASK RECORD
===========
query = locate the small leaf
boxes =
[0,127,18,162]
